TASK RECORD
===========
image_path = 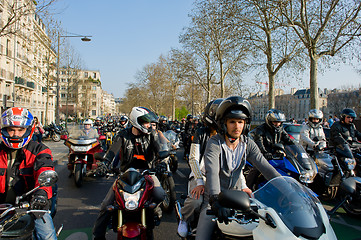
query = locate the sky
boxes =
[53,0,361,98]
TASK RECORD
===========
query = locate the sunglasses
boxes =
[346,116,354,119]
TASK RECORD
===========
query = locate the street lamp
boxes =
[55,33,92,125]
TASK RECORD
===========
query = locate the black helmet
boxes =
[341,108,356,123]
[308,109,323,128]
[265,109,286,131]
[186,114,193,121]
[215,96,252,135]
[202,98,223,129]
[159,115,168,122]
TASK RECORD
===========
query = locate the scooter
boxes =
[106,168,160,239]
[64,125,107,187]
[204,176,337,239]
[0,170,61,239]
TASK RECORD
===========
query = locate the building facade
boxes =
[0,0,56,124]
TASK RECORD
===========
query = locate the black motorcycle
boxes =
[43,123,62,142]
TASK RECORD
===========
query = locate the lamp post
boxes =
[55,33,91,125]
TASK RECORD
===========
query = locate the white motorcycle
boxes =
[206,176,338,239]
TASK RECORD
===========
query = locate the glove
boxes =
[313,143,323,151]
[30,190,50,219]
[154,162,167,175]
[210,195,232,224]
[264,152,273,160]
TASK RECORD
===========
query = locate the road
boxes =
[43,140,361,240]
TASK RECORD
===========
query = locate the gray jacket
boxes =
[204,134,280,201]
[300,123,327,150]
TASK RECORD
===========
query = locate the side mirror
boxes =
[218,190,250,212]
[94,152,106,161]
[38,170,58,187]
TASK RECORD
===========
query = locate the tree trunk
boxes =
[310,55,319,109]
[268,73,275,109]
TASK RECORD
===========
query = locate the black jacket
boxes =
[330,121,361,147]
[105,128,159,172]
[250,123,294,155]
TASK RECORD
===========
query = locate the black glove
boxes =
[154,162,167,175]
[210,195,232,224]
[313,143,323,151]
[264,152,273,160]
[30,190,50,219]
[31,190,50,210]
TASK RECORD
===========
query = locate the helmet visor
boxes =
[138,111,158,124]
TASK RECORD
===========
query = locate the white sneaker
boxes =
[177,220,188,238]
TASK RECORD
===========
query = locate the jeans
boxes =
[34,212,57,240]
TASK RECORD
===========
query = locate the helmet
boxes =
[0,107,35,149]
[216,96,252,135]
[202,98,223,129]
[186,114,193,121]
[341,108,356,123]
[265,109,286,131]
[119,115,128,127]
[83,119,93,126]
[193,116,200,122]
[159,115,168,123]
[308,109,323,128]
[129,107,158,134]
[96,117,101,121]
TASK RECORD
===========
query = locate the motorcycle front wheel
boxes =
[170,155,178,173]
[343,195,361,217]
[161,176,176,213]
[52,133,61,142]
[74,163,83,187]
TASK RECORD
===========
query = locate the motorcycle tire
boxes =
[342,195,361,217]
[161,176,176,213]
[170,155,178,173]
[74,163,83,187]
[52,133,61,142]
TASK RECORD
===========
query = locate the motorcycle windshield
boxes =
[285,144,318,178]
[253,176,325,239]
[163,130,180,148]
[67,125,98,142]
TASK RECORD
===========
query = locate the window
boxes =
[61,94,66,98]
[84,72,88,78]
[93,72,96,78]
[92,86,96,90]
[61,71,66,75]
[92,102,96,106]
[92,94,96,98]
[92,110,96,116]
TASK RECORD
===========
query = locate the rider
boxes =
[0,107,57,240]
[195,96,280,240]
[81,119,99,139]
[119,115,129,130]
[183,114,194,160]
[93,107,166,240]
[300,109,327,151]
[330,108,361,147]
[177,98,223,238]
[247,109,294,188]
[158,115,170,132]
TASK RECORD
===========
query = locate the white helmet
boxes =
[83,119,93,126]
[129,107,157,134]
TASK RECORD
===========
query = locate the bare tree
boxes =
[278,0,361,109]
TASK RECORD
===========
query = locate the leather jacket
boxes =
[105,128,159,172]
[330,121,361,147]
[250,123,295,155]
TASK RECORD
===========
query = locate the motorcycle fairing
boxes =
[253,177,326,239]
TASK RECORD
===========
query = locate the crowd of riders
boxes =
[1,96,360,239]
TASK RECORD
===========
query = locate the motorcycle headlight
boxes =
[344,158,356,170]
[123,191,141,211]
[299,172,314,184]
[71,145,91,152]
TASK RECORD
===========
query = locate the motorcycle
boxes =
[152,132,177,213]
[0,170,61,239]
[199,176,338,239]
[106,168,159,239]
[42,123,62,142]
[64,125,107,187]
[246,143,318,190]
[163,130,180,173]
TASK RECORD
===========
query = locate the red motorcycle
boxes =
[108,168,158,239]
[64,125,107,187]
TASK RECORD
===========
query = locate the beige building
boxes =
[0,0,56,124]
[102,90,116,116]
[58,69,106,120]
